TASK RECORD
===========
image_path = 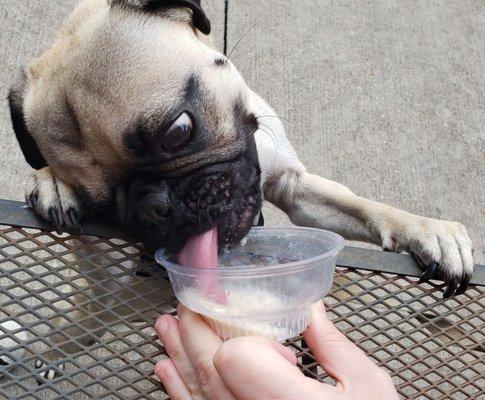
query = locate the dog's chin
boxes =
[139,183,262,255]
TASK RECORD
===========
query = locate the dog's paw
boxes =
[25,167,82,234]
[35,359,63,384]
[377,213,474,297]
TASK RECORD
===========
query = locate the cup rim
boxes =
[155,226,345,276]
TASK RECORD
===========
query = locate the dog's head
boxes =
[9,0,262,253]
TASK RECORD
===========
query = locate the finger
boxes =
[214,338,328,400]
[177,307,296,367]
[269,341,297,365]
[154,359,192,400]
[154,315,200,395]
[178,306,237,400]
[237,335,297,365]
[304,303,381,386]
[179,307,295,365]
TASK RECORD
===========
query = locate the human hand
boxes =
[154,303,399,400]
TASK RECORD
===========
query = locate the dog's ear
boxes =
[112,0,211,34]
[8,73,47,170]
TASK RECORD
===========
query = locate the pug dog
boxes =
[8,0,475,296]
[8,0,475,364]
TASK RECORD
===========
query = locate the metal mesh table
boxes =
[0,200,483,400]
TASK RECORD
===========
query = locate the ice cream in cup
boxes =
[156,226,344,342]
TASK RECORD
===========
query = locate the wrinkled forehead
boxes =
[74,9,248,114]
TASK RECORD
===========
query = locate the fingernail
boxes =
[156,316,168,334]
[154,361,166,380]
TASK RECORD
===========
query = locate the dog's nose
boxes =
[138,192,170,226]
[136,192,171,228]
[128,180,171,228]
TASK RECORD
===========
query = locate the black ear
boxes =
[8,74,47,170]
[112,0,211,34]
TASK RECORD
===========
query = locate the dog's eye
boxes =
[162,112,193,151]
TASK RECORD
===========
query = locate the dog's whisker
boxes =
[226,19,264,60]
[255,115,293,126]
[257,126,278,151]
[256,125,279,169]
[257,121,278,145]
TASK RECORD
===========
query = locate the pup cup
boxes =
[156,227,344,342]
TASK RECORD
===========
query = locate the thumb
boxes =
[303,302,380,386]
[213,337,326,400]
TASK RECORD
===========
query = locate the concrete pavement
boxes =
[0,0,483,261]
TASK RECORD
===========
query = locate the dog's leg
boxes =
[33,245,118,383]
[250,91,474,297]
[34,242,172,383]
[25,166,82,233]
[34,295,110,382]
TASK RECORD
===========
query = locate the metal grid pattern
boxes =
[0,221,484,399]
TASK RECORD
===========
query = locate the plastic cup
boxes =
[155,227,345,342]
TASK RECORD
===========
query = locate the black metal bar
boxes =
[0,199,128,239]
[0,199,483,285]
[337,246,485,286]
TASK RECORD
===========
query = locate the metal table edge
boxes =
[0,198,483,285]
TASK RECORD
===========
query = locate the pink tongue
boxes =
[177,227,227,304]
[178,227,218,269]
